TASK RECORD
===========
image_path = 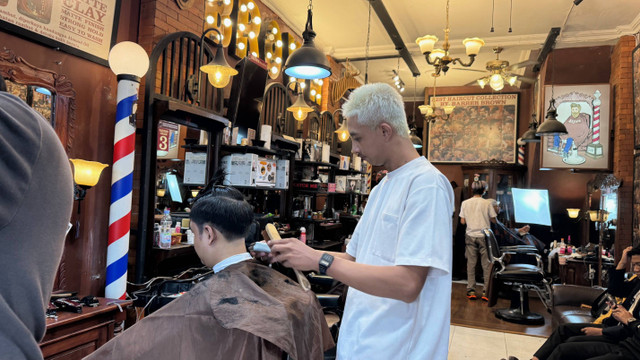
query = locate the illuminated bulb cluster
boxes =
[264,20,283,78]
[392,69,405,93]
[476,72,518,91]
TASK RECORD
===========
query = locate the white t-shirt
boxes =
[339,157,454,360]
[459,197,497,237]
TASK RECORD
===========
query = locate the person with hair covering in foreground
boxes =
[87,177,333,359]
[0,74,74,359]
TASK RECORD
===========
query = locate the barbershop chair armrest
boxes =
[502,250,544,268]
[308,272,337,287]
[552,284,606,307]
[316,294,341,308]
[501,245,539,253]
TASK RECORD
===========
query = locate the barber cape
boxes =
[87,261,334,359]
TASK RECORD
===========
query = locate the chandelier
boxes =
[418,75,454,123]
[415,0,484,76]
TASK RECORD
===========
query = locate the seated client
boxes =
[87,179,334,359]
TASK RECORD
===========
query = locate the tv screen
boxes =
[512,188,552,226]
[166,173,183,204]
[227,57,268,136]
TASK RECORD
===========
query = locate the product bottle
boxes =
[175,221,181,234]
[186,229,195,245]
[159,208,172,249]
[566,235,572,255]
[300,227,306,244]
[559,237,566,255]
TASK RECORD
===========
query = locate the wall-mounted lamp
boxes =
[69,159,108,201]
[566,208,609,222]
[191,189,200,198]
[283,0,331,79]
[287,82,313,121]
[157,189,166,197]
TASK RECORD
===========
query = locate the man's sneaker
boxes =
[481,291,488,301]
[466,289,477,300]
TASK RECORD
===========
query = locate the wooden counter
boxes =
[40,298,132,360]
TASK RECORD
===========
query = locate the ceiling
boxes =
[263,0,640,100]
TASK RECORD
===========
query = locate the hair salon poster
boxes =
[0,0,121,66]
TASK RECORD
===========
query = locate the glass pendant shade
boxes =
[443,105,455,115]
[108,41,150,77]
[463,38,484,56]
[200,47,238,88]
[69,159,108,187]
[287,93,313,121]
[416,35,438,54]
[477,78,487,89]
[566,208,580,218]
[419,105,433,116]
[429,49,446,62]
[489,73,504,91]
[335,121,350,142]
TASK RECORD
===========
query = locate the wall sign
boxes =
[0,0,121,66]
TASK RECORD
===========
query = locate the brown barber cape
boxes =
[86,261,334,359]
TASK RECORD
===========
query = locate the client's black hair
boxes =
[0,74,6,92]
[189,169,253,241]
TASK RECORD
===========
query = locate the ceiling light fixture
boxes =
[416,0,484,76]
[283,0,331,79]
[418,75,454,123]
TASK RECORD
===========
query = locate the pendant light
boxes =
[287,83,313,121]
[199,28,238,88]
[283,0,331,80]
[536,98,567,136]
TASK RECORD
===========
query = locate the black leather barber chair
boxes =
[307,272,345,360]
[483,228,552,325]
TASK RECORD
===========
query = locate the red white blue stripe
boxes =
[106,80,139,299]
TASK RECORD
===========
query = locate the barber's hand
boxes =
[612,305,634,324]
[268,238,322,271]
[581,327,603,336]
[617,246,634,270]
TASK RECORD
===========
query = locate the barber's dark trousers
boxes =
[464,234,490,292]
[534,323,614,360]
[545,341,632,360]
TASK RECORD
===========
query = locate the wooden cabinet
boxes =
[40,298,131,360]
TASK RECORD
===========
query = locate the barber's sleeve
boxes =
[602,324,630,339]
[395,185,452,272]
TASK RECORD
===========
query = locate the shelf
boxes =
[297,161,337,168]
[181,144,209,151]
[220,144,278,156]
[231,185,286,191]
[335,169,367,175]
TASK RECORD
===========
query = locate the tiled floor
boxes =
[448,325,546,360]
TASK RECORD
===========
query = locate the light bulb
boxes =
[249,31,255,39]
[477,78,487,89]
[316,94,321,100]
[318,79,323,86]
[310,89,316,96]
[251,52,257,57]
[237,42,245,50]
[223,0,230,4]
[489,73,504,91]
[253,16,261,25]
[223,18,231,27]
[240,4,247,12]
[207,71,231,88]
[508,76,518,86]
[275,57,282,64]
[299,82,305,89]
[290,43,296,50]
[247,2,255,9]
[272,27,278,35]
[238,23,245,32]
[294,109,306,121]
[206,15,214,24]
[271,66,278,74]
[276,40,282,48]
[289,77,296,82]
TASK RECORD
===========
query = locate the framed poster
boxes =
[0,0,121,66]
[540,84,611,170]
[427,93,519,163]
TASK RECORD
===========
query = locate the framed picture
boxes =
[0,0,121,66]
[427,93,519,163]
[540,84,611,170]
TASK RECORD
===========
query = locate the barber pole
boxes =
[106,78,139,299]
[586,90,603,158]
[106,42,149,300]
[517,145,525,165]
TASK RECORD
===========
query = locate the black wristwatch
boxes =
[319,253,334,275]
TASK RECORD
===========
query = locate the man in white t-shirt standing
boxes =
[267,83,454,359]
[459,177,496,301]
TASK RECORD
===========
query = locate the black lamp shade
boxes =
[521,127,540,143]
[284,41,331,79]
[535,109,568,136]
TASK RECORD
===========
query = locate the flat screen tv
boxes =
[512,188,552,226]
[226,57,268,141]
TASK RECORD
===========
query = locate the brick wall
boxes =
[610,35,635,258]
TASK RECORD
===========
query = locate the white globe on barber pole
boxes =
[106,42,149,300]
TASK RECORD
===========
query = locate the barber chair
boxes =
[483,228,552,325]
[307,272,345,360]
